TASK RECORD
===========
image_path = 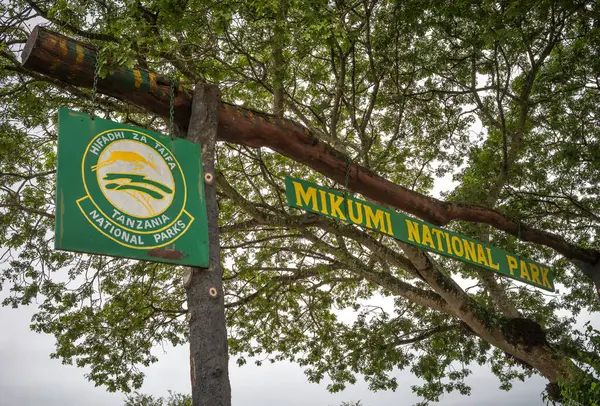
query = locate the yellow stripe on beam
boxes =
[75,45,84,66]
[133,69,142,90]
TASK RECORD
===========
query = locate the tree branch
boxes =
[394,323,460,346]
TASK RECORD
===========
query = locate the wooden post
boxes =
[184,83,231,406]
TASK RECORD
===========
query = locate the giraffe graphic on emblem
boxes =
[93,139,175,218]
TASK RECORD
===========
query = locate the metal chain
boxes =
[91,54,100,120]
[343,156,352,219]
[169,79,175,140]
[344,157,351,190]
[517,221,522,257]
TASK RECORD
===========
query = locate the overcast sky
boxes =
[0,302,565,406]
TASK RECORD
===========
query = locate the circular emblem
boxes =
[95,139,175,218]
[80,128,190,249]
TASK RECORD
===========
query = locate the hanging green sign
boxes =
[55,108,209,267]
[285,176,554,291]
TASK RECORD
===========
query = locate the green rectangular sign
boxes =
[285,176,554,291]
[55,108,209,267]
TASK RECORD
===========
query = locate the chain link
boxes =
[344,157,351,190]
[169,79,175,140]
[91,53,100,120]
[343,156,352,218]
[517,221,522,256]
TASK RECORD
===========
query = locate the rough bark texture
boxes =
[184,84,231,406]
[20,26,600,274]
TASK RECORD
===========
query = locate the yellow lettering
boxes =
[464,240,476,262]
[541,267,552,289]
[348,200,363,225]
[406,220,421,243]
[329,194,347,220]
[477,244,489,267]
[451,236,464,257]
[506,255,518,276]
[293,182,319,211]
[431,229,445,252]
[529,263,542,285]
[365,206,387,233]
[486,248,500,270]
[421,225,436,249]
[445,232,453,255]
[520,260,531,281]
[385,212,394,236]
[318,190,329,214]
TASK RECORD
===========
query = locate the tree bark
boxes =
[184,84,231,406]
[20,26,600,275]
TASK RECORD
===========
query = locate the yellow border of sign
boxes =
[76,196,195,250]
[81,128,188,234]
[95,139,176,219]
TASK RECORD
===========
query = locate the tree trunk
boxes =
[184,84,231,406]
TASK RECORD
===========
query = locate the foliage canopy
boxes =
[1,0,600,404]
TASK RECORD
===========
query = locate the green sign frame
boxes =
[285,176,554,291]
[55,108,209,267]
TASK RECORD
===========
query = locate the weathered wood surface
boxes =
[21,25,600,268]
[185,84,231,406]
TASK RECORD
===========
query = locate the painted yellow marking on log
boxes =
[48,37,58,72]
[75,45,84,65]
[59,38,68,57]
[149,73,157,94]
[133,69,142,90]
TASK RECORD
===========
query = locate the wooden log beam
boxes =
[21,25,600,269]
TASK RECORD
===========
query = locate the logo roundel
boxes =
[77,128,194,249]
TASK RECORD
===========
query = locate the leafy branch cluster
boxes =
[1,0,600,404]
